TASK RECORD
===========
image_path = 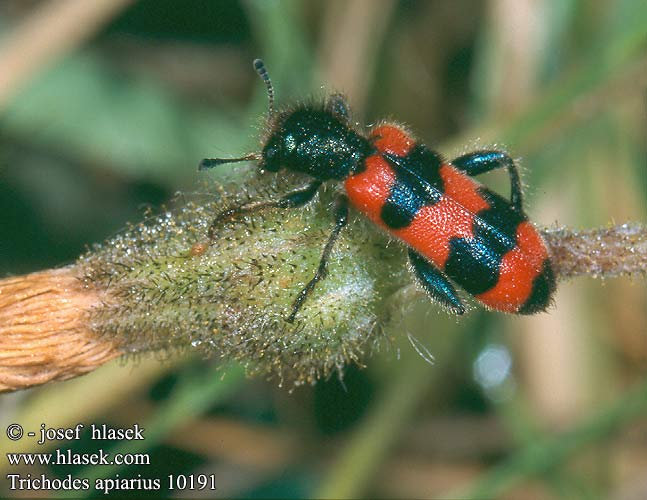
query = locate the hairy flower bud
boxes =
[78,172,407,386]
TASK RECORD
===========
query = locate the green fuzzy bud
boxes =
[78,171,409,386]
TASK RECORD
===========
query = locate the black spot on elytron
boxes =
[474,188,527,253]
[380,145,444,229]
[444,187,528,295]
[517,259,556,314]
[381,187,418,229]
[263,107,374,180]
[444,237,501,295]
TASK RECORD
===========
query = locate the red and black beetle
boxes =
[200,59,555,322]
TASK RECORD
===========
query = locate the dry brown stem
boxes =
[543,224,647,279]
[0,267,120,392]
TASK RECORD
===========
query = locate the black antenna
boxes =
[198,153,261,171]
[199,59,273,172]
[253,58,275,115]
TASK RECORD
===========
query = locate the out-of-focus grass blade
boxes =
[1,54,250,184]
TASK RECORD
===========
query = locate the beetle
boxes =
[200,59,556,323]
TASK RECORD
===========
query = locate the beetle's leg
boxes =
[208,180,322,241]
[451,150,523,212]
[408,249,465,315]
[287,195,349,323]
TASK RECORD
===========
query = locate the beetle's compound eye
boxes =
[262,144,281,172]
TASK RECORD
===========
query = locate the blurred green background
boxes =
[1,1,646,498]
